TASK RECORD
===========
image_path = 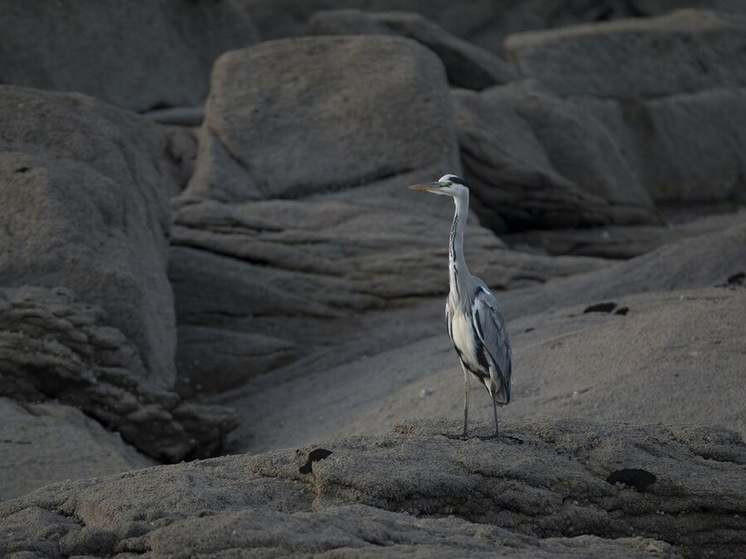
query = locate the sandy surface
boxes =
[215,285,745,455]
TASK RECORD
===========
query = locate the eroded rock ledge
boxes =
[0,286,235,462]
[1,418,743,558]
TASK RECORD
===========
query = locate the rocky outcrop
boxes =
[503,10,746,205]
[308,9,518,90]
[580,89,746,204]
[500,220,746,316]
[0,86,176,387]
[0,286,236,462]
[0,1,258,112]
[241,0,746,54]
[452,81,658,231]
[504,9,746,98]
[0,87,236,464]
[1,418,742,558]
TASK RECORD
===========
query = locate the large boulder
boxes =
[502,10,746,205]
[452,81,658,231]
[0,87,236,461]
[0,0,258,112]
[504,9,746,98]
[0,86,176,386]
[1,418,742,557]
[307,9,517,90]
[579,88,746,204]
[179,35,460,203]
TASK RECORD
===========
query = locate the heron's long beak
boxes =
[408,181,440,191]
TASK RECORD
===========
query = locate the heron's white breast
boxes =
[450,310,477,361]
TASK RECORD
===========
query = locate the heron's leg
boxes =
[461,364,471,438]
[492,397,499,437]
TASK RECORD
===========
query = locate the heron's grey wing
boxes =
[471,281,512,404]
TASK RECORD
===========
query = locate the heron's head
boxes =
[408,174,468,197]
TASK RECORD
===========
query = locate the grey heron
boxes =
[409,174,512,438]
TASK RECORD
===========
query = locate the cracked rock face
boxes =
[0,85,176,387]
[1,418,742,558]
[0,286,236,462]
[0,86,236,467]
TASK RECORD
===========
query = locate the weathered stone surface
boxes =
[0,0,258,112]
[0,398,155,501]
[241,0,509,46]
[0,286,236,462]
[0,85,176,387]
[502,220,746,316]
[505,288,746,437]
[1,418,742,557]
[504,9,746,98]
[308,9,518,90]
[452,81,657,231]
[578,88,746,204]
[242,0,746,54]
[178,35,459,203]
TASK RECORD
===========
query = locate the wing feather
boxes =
[471,281,512,404]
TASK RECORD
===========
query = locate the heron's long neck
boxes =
[449,190,471,304]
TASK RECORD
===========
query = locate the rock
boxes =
[1,418,742,557]
[175,325,298,395]
[500,10,746,206]
[241,0,509,47]
[161,125,199,195]
[242,0,745,54]
[307,9,518,89]
[0,86,176,385]
[0,286,237,462]
[452,81,658,231]
[178,35,460,203]
[0,1,258,112]
[501,220,746,316]
[578,88,746,204]
[505,288,746,437]
[502,209,746,258]
[0,398,155,501]
[504,9,746,98]
[170,34,463,382]
[0,86,176,387]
